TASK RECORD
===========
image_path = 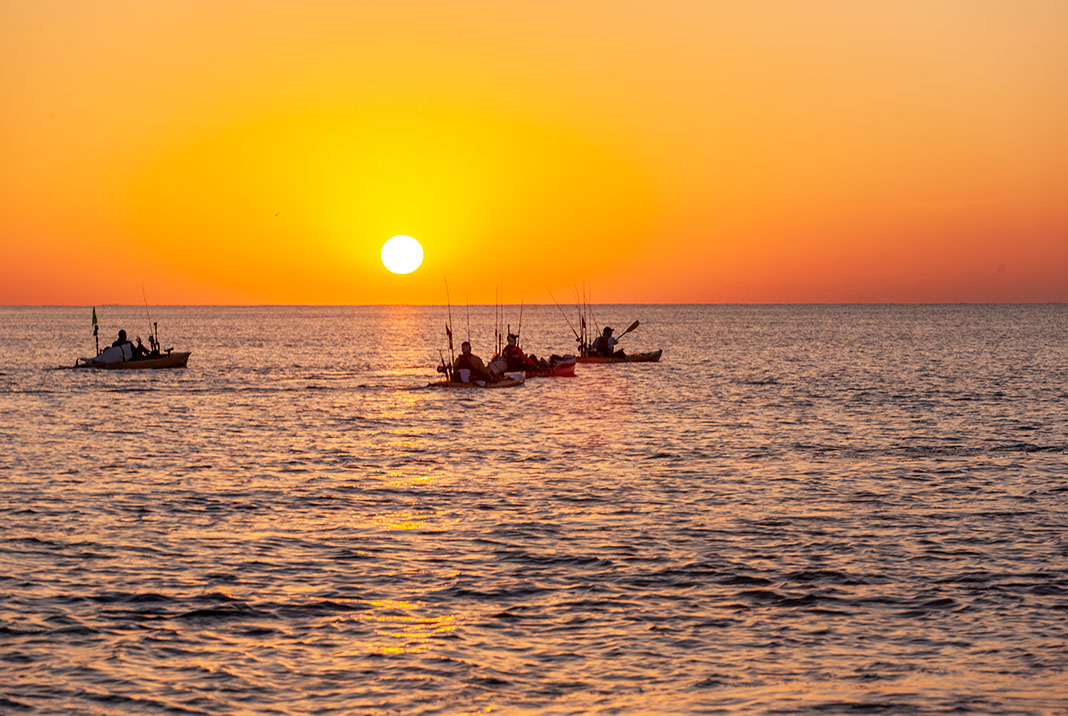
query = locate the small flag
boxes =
[92,307,98,334]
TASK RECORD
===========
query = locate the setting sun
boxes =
[381,235,424,275]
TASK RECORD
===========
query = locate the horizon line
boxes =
[3,301,1066,308]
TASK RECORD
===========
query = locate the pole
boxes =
[92,306,99,356]
[141,283,153,346]
[438,349,452,381]
[444,278,455,369]
[547,288,579,341]
[587,284,599,342]
[517,300,524,345]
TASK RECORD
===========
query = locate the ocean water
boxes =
[1,304,1066,714]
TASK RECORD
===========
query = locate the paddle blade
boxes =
[618,320,640,337]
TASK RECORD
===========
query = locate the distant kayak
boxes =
[526,356,577,378]
[428,375,525,389]
[577,350,662,364]
[75,307,190,370]
[74,351,191,370]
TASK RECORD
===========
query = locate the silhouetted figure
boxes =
[452,341,493,383]
[591,326,623,357]
[112,329,132,349]
[500,333,540,372]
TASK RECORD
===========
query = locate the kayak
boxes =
[526,356,577,378]
[74,351,191,370]
[577,349,662,364]
[428,375,525,389]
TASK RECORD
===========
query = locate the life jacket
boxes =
[502,345,531,371]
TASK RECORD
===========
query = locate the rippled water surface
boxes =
[2,305,1066,714]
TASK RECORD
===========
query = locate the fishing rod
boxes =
[576,283,589,353]
[141,283,156,351]
[466,294,471,343]
[494,279,503,358]
[586,283,600,344]
[92,306,99,356]
[517,299,524,346]
[574,283,588,353]
[547,288,580,341]
[438,349,451,381]
[444,277,455,372]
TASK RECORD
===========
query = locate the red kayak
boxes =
[526,356,577,378]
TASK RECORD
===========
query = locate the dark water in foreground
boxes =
[1,305,1066,714]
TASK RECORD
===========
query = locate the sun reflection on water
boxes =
[359,599,461,655]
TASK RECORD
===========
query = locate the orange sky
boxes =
[2,0,1066,304]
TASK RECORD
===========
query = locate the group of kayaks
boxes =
[427,321,662,389]
[66,309,661,383]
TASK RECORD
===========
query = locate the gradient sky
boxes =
[2,0,1066,304]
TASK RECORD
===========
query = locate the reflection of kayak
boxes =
[74,351,191,370]
[577,349,662,364]
[428,375,525,389]
[527,356,577,378]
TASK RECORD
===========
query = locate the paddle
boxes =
[615,320,640,339]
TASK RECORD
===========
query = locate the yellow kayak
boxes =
[74,351,191,369]
[427,376,525,389]
[577,350,662,364]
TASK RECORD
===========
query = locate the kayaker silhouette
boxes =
[452,341,492,383]
[112,329,132,349]
[501,333,539,372]
[591,326,623,357]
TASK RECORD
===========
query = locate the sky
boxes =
[2,0,1066,304]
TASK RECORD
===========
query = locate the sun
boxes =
[380,235,424,274]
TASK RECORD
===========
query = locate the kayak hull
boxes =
[75,352,191,370]
[577,349,662,364]
[428,376,525,389]
[526,356,577,378]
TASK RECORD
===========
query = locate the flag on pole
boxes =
[92,307,98,335]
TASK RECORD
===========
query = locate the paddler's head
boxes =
[118,329,127,341]
[460,341,472,355]
[603,327,613,336]
[507,333,517,346]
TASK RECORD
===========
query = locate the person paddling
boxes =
[591,326,624,358]
[452,341,493,383]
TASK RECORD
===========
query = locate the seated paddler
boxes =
[452,341,493,383]
[106,329,137,361]
[590,326,623,357]
[112,329,133,350]
[501,333,539,372]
